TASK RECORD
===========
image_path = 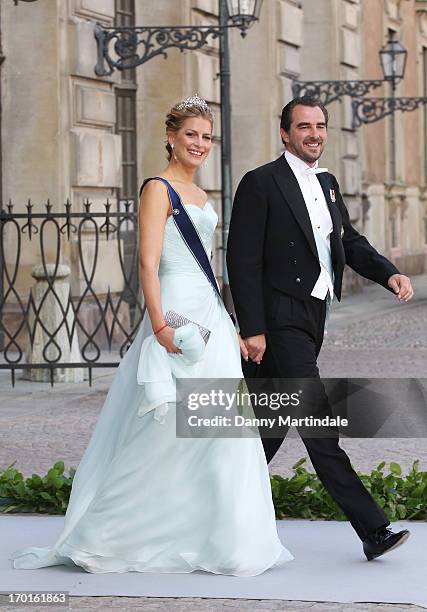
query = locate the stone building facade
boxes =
[1,0,426,310]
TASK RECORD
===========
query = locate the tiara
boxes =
[176,93,211,113]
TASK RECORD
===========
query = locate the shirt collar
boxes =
[284,150,319,175]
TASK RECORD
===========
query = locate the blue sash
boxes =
[139,176,222,300]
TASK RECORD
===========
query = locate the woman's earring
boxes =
[171,143,177,161]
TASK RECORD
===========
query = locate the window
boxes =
[115,0,137,206]
[115,0,137,83]
[115,0,139,313]
[116,89,137,206]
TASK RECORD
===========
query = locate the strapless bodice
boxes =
[159,201,218,276]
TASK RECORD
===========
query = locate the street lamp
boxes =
[291,35,427,135]
[378,36,407,179]
[226,0,263,35]
[352,37,426,130]
[94,1,263,306]
[379,37,407,85]
[292,36,407,106]
[218,0,263,309]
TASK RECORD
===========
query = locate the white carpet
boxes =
[1,516,425,607]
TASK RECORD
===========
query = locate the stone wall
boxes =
[2,0,426,308]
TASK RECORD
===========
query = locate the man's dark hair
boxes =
[280,97,329,135]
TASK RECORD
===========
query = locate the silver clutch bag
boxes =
[164,310,211,345]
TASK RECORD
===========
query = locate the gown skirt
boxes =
[11,200,294,576]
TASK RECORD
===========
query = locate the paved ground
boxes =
[0,596,424,611]
[0,272,426,611]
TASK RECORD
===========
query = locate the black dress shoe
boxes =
[363,527,410,561]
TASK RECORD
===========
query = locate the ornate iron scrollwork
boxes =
[352,96,427,128]
[95,24,222,77]
[0,198,143,386]
[291,79,384,106]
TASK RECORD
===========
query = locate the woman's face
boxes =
[168,116,213,169]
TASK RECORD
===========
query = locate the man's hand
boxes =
[243,334,266,365]
[388,274,414,302]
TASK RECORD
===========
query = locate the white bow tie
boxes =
[304,166,329,175]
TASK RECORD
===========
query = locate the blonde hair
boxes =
[165,94,214,161]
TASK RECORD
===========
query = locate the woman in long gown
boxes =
[11,95,294,576]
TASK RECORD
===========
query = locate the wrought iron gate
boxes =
[0,198,144,386]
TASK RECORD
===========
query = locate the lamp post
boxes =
[94,0,263,302]
[351,38,426,128]
[292,35,427,132]
[379,36,407,87]
[219,0,234,309]
[351,36,427,129]
[380,35,407,180]
[218,0,264,308]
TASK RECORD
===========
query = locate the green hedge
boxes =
[0,462,75,514]
[271,458,427,521]
[1,458,426,521]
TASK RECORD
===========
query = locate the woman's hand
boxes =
[243,334,266,365]
[155,326,182,354]
[237,333,249,361]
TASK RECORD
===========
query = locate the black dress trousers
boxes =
[242,291,390,541]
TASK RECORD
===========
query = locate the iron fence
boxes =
[0,198,144,386]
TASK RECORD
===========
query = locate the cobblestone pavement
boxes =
[1,273,426,611]
[0,596,425,612]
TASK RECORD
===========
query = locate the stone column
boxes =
[23,264,85,383]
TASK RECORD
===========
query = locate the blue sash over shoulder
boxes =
[139,176,222,299]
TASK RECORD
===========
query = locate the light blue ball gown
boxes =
[11,198,294,576]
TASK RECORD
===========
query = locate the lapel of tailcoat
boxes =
[272,156,318,260]
[272,156,342,264]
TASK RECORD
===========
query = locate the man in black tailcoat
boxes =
[227,97,414,560]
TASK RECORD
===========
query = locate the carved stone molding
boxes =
[385,0,402,25]
[416,4,427,37]
[385,184,407,220]
[400,196,409,220]
[415,0,427,13]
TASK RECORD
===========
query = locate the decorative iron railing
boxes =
[0,198,144,386]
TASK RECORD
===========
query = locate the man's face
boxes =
[280,104,327,166]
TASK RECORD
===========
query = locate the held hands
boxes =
[388,274,414,302]
[240,334,266,365]
[237,333,249,361]
[155,325,182,354]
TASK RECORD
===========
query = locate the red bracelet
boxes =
[154,323,167,335]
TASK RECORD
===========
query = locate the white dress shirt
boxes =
[284,150,334,301]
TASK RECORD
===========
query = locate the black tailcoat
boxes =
[226,154,397,540]
[227,155,399,339]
